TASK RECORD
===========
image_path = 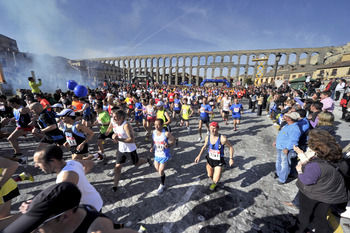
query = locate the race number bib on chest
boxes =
[200,107,205,113]
[65,133,77,146]
[209,149,220,160]
[234,108,240,113]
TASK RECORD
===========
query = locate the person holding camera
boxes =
[28,77,42,94]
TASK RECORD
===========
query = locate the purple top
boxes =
[321,97,335,112]
[298,162,322,185]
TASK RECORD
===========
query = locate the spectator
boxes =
[28,77,41,95]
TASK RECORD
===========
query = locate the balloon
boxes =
[67,80,78,90]
[74,85,88,97]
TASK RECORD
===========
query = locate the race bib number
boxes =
[154,141,166,157]
[183,109,188,114]
[209,149,220,160]
[199,100,203,104]
[200,107,205,113]
[72,106,77,110]
[209,101,214,105]
[234,108,240,113]
[0,105,5,111]
[65,133,77,146]
[175,103,179,108]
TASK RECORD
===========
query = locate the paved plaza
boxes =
[1,100,349,233]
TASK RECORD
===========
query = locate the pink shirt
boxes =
[321,97,334,112]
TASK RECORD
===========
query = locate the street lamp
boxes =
[273,53,282,81]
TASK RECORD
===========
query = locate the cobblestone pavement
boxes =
[1,100,349,233]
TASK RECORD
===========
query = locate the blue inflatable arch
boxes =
[200,79,230,87]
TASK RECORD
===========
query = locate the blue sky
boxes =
[1,0,349,59]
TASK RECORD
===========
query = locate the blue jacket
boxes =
[276,122,301,150]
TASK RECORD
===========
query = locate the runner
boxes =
[58,109,95,160]
[133,96,143,131]
[7,97,34,156]
[195,122,234,191]
[229,98,244,131]
[145,99,157,138]
[156,101,172,132]
[77,98,92,127]
[172,93,182,126]
[93,103,113,161]
[110,109,151,192]
[221,92,231,125]
[29,102,66,151]
[180,98,193,135]
[198,97,213,142]
[150,119,176,194]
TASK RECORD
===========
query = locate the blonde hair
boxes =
[318,111,334,126]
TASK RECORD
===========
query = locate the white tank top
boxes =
[56,160,103,211]
[223,99,230,111]
[152,130,170,158]
[147,105,156,117]
[114,121,137,152]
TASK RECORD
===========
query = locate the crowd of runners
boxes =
[0,76,350,232]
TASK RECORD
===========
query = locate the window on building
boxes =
[292,75,296,79]
[331,69,337,76]
[319,70,324,76]
[298,74,302,77]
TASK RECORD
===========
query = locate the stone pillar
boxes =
[306,53,311,65]
[189,57,193,84]
[295,53,300,65]
[236,65,240,77]
[318,52,325,65]
[285,54,290,66]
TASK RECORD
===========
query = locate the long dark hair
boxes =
[308,129,343,163]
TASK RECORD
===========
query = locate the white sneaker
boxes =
[107,169,115,177]
[198,137,202,142]
[207,130,209,135]
[157,184,165,194]
[93,152,105,163]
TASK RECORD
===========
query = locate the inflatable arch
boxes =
[200,79,230,87]
[131,75,154,84]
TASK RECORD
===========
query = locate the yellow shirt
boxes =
[0,168,18,204]
[182,105,191,120]
[29,80,42,94]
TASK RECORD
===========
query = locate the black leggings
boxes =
[292,191,331,233]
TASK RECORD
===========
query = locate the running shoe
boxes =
[19,172,34,182]
[138,225,147,233]
[175,138,179,147]
[92,152,105,163]
[157,184,165,194]
[18,156,28,168]
[198,137,202,142]
[107,169,115,177]
[147,157,153,167]
[209,183,217,191]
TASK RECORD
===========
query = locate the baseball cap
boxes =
[156,101,164,107]
[51,103,63,108]
[57,108,75,117]
[284,112,300,120]
[3,182,81,233]
[210,121,219,128]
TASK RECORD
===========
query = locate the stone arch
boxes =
[171,57,177,67]
[164,57,170,67]
[146,58,151,67]
[239,67,245,75]
[207,56,214,66]
[249,54,256,65]
[192,67,197,76]
[199,67,205,78]
[310,52,320,65]
[267,54,276,65]
[158,57,164,67]
[223,55,230,63]
[199,56,206,66]
[178,57,184,67]
[230,67,237,77]
[153,58,158,67]
[232,55,239,64]
[299,52,308,65]
[215,55,222,63]
[214,67,221,78]
[129,59,134,68]
[288,53,297,65]
[124,59,128,68]
[140,59,146,68]
[240,55,247,65]
[248,66,254,75]
[222,67,229,78]
[185,57,191,66]
[207,67,213,79]
[192,56,198,66]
